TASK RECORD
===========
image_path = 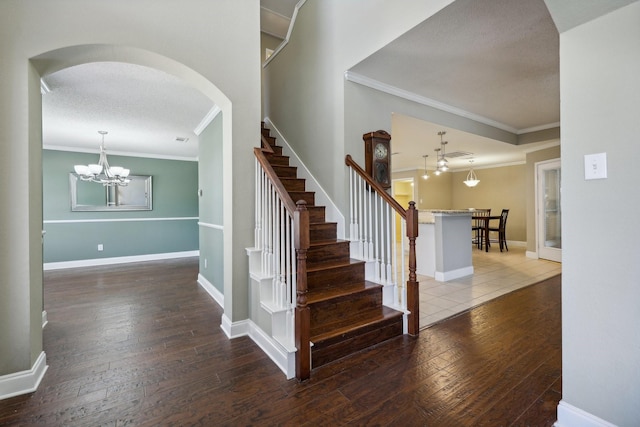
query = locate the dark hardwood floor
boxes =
[0,258,561,426]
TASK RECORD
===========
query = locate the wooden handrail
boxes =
[261,134,275,154]
[345,155,406,219]
[254,147,297,214]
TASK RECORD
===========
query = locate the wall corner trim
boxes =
[219,316,296,379]
[0,352,48,401]
[197,274,224,308]
[555,400,617,427]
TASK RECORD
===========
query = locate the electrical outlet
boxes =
[97,244,104,251]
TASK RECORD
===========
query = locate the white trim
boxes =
[42,145,198,162]
[521,140,561,153]
[220,314,251,339]
[219,316,296,379]
[42,311,48,329]
[248,321,296,379]
[193,105,221,136]
[263,0,308,67]
[44,217,198,224]
[43,250,199,270]
[555,400,617,427]
[0,351,48,400]
[518,122,561,134]
[435,266,474,282]
[40,79,50,95]
[197,274,224,308]
[263,117,346,239]
[526,250,539,259]
[198,222,224,230]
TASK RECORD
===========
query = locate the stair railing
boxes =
[345,155,419,335]
[254,145,311,381]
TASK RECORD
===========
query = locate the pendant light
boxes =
[464,159,480,187]
[422,155,429,180]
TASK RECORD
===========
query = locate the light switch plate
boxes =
[584,152,607,180]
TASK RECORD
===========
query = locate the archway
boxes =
[31,44,232,325]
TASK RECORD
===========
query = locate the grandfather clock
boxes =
[363,130,391,189]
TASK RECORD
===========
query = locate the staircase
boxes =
[260,123,404,370]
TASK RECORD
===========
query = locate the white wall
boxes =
[0,0,259,385]
[557,2,640,425]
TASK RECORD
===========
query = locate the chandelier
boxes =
[74,131,131,186]
[433,131,448,176]
[464,159,480,187]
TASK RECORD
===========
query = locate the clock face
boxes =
[374,143,388,160]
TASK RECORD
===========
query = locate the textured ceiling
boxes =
[42,62,214,160]
[350,0,559,133]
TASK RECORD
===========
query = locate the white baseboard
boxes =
[435,266,474,282]
[0,351,48,400]
[555,400,617,427]
[197,274,224,308]
[220,315,296,379]
[43,250,199,270]
[42,310,48,329]
[220,314,251,339]
[526,250,539,259]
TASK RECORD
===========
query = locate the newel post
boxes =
[406,201,420,335]
[294,200,311,381]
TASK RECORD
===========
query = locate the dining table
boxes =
[472,215,502,252]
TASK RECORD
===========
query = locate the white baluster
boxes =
[374,193,380,281]
[387,205,394,283]
[349,168,355,241]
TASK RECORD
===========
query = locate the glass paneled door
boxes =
[536,159,561,262]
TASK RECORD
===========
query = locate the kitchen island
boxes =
[416,210,473,281]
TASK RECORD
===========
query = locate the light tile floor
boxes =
[417,245,561,329]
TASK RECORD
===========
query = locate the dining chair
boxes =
[488,209,509,252]
[472,209,491,249]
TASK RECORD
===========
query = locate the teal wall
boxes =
[198,114,224,294]
[43,149,199,263]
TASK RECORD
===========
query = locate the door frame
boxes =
[535,158,562,262]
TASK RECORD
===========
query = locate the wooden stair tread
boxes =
[309,238,348,247]
[310,305,403,343]
[306,258,363,273]
[307,280,381,305]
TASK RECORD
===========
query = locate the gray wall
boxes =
[558,2,640,425]
[43,149,198,263]
[198,114,224,294]
[264,0,454,215]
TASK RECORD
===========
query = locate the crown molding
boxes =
[42,145,198,162]
[345,71,520,134]
[518,122,560,134]
[193,105,221,136]
[263,0,308,67]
